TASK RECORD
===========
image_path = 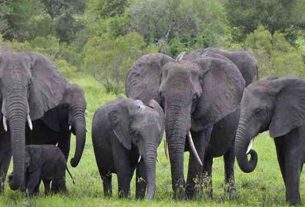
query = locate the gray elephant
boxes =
[126,53,245,199]
[26,84,87,167]
[9,145,73,196]
[92,97,164,199]
[235,77,305,205]
[180,48,259,85]
[177,48,258,198]
[0,48,67,192]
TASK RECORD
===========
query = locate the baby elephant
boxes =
[92,97,164,199]
[9,145,73,196]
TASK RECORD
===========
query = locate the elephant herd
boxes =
[0,47,305,205]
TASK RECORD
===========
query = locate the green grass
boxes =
[0,73,301,207]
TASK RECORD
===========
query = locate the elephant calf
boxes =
[9,145,73,196]
[92,97,164,199]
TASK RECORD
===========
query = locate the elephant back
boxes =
[125,53,174,105]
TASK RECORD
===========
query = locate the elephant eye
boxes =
[192,94,199,101]
[254,108,263,116]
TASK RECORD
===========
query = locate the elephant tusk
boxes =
[156,157,160,163]
[27,114,33,130]
[138,155,142,163]
[246,139,254,154]
[164,138,169,161]
[188,131,203,166]
[69,125,72,131]
[2,116,7,132]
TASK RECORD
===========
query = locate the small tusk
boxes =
[188,131,203,166]
[164,138,169,161]
[27,114,33,130]
[138,155,142,163]
[69,125,72,131]
[2,116,7,132]
[246,139,254,154]
[156,157,160,163]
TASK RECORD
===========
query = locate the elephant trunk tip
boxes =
[238,149,258,173]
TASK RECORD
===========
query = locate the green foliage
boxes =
[245,26,305,77]
[129,0,230,56]
[226,0,305,40]
[83,32,157,94]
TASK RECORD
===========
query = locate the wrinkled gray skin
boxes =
[180,48,259,85]
[235,77,305,205]
[178,48,258,198]
[9,145,68,196]
[26,84,87,167]
[92,98,164,199]
[0,48,67,193]
[126,53,245,199]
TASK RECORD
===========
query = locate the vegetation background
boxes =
[1,0,305,206]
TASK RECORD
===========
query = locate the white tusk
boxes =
[138,155,142,163]
[156,157,160,163]
[246,139,254,154]
[188,131,203,166]
[164,138,169,161]
[69,125,72,131]
[27,115,33,130]
[2,116,7,132]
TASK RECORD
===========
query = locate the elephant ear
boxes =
[109,100,132,150]
[194,57,245,127]
[126,53,175,105]
[26,52,67,120]
[269,78,305,137]
[148,99,165,133]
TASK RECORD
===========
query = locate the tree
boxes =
[225,0,305,40]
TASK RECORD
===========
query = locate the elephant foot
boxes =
[173,186,186,200]
[287,197,301,206]
[224,187,237,200]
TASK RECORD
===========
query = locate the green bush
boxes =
[83,32,158,94]
[245,26,305,77]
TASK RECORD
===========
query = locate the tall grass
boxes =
[0,73,300,207]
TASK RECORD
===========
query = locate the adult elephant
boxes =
[235,77,305,205]
[178,48,258,198]
[126,53,245,199]
[26,84,87,167]
[180,48,259,85]
[0,48,67,192]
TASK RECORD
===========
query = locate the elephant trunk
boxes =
[144,144,157,200]
[70,107,86,167]
[235,118,258,173]
[6,93,28,191]
[165,107,189,199]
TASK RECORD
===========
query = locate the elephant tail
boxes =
[66,167,75,185]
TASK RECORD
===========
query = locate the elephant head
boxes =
[126,53,245,197]
[109,98,164,199]
[235,77,305,173]
[62,84,86,167]
[0,48,66,190]
[180,48,259,86]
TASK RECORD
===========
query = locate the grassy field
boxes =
[0,73,301,207]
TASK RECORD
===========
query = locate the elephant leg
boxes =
[186,129,211,199]
[112,141,134,198]
[32,180,41,195]
[102,172,112,197]
[26,170,41,196]
[43,179,51,195]
[0,133,11,194]
[136,159,146,199]
[52,177,67,194]
[203,154,213,198]
[223,145,237,199]
[58,133,71,161]
[274,138,286,185]
[283,137,302,205]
